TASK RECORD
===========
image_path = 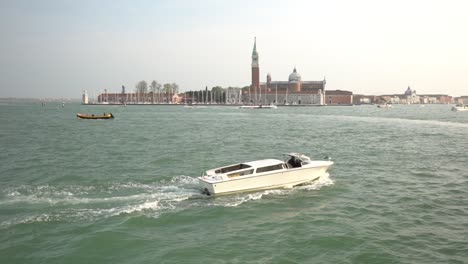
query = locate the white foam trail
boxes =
[0,191,161,205]
[330,115,468,128]
[297,173,334,190]
[222,193,265,207]
[169,175,199,184]
[0,214,52,229]
[115,200,161,215]
[0,177,202,206]
[0,174,335,228]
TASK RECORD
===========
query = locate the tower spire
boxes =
[250,37,260,104]
[252,37,257,56]
[251,37,259,67]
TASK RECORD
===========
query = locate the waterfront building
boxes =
[381,87,453,104]
[352,94,379,104]
[172,93,183,104]
[404,86,420,104]
[226,87,242,104]
[380,95,402,104]
[454,96,468,104]
[381,86,419,104]
[243,38,326,105]
[402,87,414,103]
[324,90,353,105]
[418,94,453,104]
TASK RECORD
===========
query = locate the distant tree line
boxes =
[120,81,246,104]
[134,80,179,95]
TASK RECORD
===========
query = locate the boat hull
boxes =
[452,107,468,112]
[198,161,333,196]
[77,113,114,119]
[377,104,392,108]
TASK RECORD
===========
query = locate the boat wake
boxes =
[0,174,334,228]
[329,115,468,129]
[297,172,334,190]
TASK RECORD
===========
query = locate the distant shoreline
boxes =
[0,98,81,102]
[82,103,333,107]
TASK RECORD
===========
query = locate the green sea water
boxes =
[1,101,467,263]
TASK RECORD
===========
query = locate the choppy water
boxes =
[1,101,467,263]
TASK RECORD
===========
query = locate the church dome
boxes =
[404,86,412,96]
[288,67,301,82]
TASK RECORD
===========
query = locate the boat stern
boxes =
[197,176,220,196]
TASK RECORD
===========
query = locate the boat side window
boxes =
[239,169,254,176]
[228,169,254,178]
[256,164,284,174]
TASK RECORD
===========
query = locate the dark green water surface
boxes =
[1,102,467,263]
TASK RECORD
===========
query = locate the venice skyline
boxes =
[1,0,468,98]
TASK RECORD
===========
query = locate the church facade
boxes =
[382,87,452,104]
[243,38,326,105]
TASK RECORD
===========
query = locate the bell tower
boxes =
[251,37,260,103]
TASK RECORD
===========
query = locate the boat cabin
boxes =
[207,159,288,179]
[205,154,312,181]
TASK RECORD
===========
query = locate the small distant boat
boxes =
[377,103,393,108]
[76,113,114,119]
[198,153,333,196]
[451,104,468,112]
[239,104,277,109]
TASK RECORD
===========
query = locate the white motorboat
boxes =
[451,104,468,112]
[198,153,333,196]
[377,103,393,108]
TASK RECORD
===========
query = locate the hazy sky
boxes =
[1,0,467,98]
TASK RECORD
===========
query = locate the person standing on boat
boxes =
[288,156,296,168]
[287,156,302,168]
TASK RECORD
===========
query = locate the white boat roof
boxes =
[243,159,284,168]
